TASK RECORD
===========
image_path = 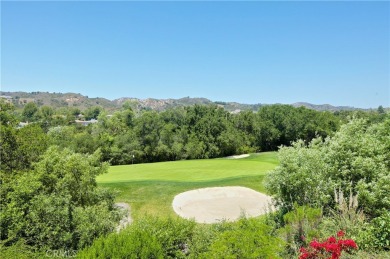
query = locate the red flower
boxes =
[341,239,358,249]
[331,250,341,259]
[309,240,323,250]
[299,231,358,259]
[299,252,309,259]
[325,243,338,252]
[327,236,337,243]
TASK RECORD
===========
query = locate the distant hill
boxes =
[1,91,118,111]
[1,91,367,112]
[113,96,264,112]
[291,102,361,112]
[113,97,214,111]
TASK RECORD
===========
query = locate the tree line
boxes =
[7,100,388,166]
[11,101,346,165]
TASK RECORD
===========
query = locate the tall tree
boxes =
[22,102,39,122]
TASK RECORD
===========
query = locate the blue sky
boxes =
[1,1,389,108]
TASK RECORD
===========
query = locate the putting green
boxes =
[97,152,278,183]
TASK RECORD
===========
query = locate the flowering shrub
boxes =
[299,231,358,259]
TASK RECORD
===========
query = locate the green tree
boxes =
[0,105,48,173]
[22,102,39,122]
[377,105,385,114]
[16,124,49,169]
[0,101,20,173]
[109,131,142,165]
[255,105,339,151]
[83,106,102,120]
[38,105,54,130]
[47,126,76,149]
[1,147,120,250]
[134,111,162,162]
[185,105,229,158]
[0,125,19,173]
[0,100,18,126]
[39,105,54,120]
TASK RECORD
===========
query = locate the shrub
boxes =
[1,147,120,251]
[187,224,217,258]
[280,204,322,255]
[77,216,196,259]
[358,211,390,251]
[319,192,368,250]
[266,118,390,217]
[79,217,284,259]
[77,226,164,259]
[0,239,47,259]
[203,218,284,259]
[265,138,332,211]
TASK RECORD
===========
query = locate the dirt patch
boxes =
[115,202,132,232]
[172,186,273,223]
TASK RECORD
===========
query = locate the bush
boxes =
[202,218,284,259]
[0,240,47,259]
[77,227,164,259]
[1,147,120,251]
[266,118,390,217]
[78,216,284,259]
[78,216,196,259]
[280,204,322,255]
[186,224,217,258]
[265,139,331,211]
[359,211,390,251]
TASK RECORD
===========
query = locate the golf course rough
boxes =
[172,186,274,223]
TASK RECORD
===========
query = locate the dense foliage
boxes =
[16,101,343,164]
[266,118,390,217]
[0,147,120,250]
[77,216,284,259]
[266,117,390,254]
[0,101,120,253]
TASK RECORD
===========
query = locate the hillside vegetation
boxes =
[1,91,368,112]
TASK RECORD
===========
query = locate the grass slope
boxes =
[98,152,278,219]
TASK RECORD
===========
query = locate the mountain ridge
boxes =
[1,91,366,112]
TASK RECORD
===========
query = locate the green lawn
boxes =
[97,152,278,219]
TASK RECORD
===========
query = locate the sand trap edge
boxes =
[172,186,274,224]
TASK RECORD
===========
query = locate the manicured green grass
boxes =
[97,152,278,219]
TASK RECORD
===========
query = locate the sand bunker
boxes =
[172,186,273,223]
[226,154,250,159]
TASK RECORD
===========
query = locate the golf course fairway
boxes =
[97,152,278,219]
